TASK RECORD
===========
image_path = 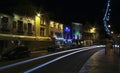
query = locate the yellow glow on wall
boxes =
[31,20,35,25]
[50,21,54,27]
[13,14,20,21]
[35,16,40,36]
[35,16,40,25]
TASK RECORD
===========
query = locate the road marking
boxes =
[0,47,84,70]
[24,47,95,73]
[0,45,104,70]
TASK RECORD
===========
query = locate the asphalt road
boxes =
[0,46,103,73]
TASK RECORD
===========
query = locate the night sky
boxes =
[30,0,106,23]
[30,0,119,32]
[0,0,120,33]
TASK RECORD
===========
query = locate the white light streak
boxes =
[0,47,88,70]
[24,47,98,73]
[0,46,104,71]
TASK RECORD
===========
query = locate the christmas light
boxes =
[103,0,111,35]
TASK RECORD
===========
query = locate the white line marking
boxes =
[24,47,94,73]
[0,47,84,70]
[0,45,103,70]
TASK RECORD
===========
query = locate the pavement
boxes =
[79,48,120,73]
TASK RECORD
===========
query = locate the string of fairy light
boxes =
[103,0,111,35]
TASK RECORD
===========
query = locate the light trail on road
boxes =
[24,45,104,73]
[0,45,104,71]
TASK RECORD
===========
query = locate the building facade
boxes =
[49,21,64,46]
[0,13,64,54]
[72,22,83,46]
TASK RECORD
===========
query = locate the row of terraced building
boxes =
[0,13,64,54]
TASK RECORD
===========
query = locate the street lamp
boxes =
[37,13,41,17]
[111,31,113,34]
[90,27,96,33]
[108,25,111,28]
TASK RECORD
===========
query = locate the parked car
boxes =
[1,46,31,60]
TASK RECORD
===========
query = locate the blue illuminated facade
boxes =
[63,26,72,40]
[63,26,72,45]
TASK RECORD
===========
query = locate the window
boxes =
[50,21,54,27]
[13,21,17,29]
[60,24,63,30]
[27,23,32,34]
[40,16,46,26]
[1,17,9,31]
[40,28,45,36]
[55,32,62,38]
[41,18,44,25]
[55,23,59,29]
[50,31,54,36]
[24,23,27,30]
[17,20,23,33]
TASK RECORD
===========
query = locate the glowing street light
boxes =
[37,13,40,17]
[90,27,96,33]
[111,31,113,34]
[108,25,111,28]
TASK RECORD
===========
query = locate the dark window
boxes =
[24,23,27,30]
[17,20,23,33]
[55,32,62,38]
[1,17,9,31]
[40,28,45,36]
[33,25,35,31]
[13,21,16,29]
[27,23,33,34]
[50,31,54,36]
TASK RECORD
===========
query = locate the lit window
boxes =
[55,23,59,29]
[60,24,63,29]
[50,21,54,27]
[44,21,46,25]
[40,16,46,25]
[40,18,44,25]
